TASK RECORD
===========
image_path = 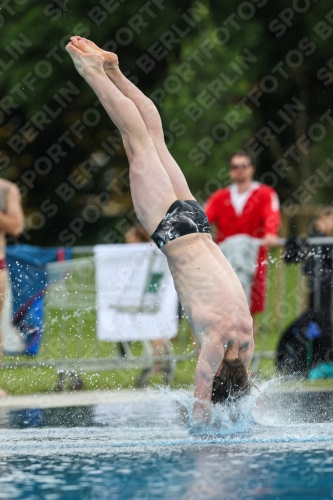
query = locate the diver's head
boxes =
[211,358,251,404]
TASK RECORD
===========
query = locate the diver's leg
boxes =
[70,36,194,201]
[66,42,177,234]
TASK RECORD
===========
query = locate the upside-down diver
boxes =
[66,36,254,422]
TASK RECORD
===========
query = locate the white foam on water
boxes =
[1,378,333,457]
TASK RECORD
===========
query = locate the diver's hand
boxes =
[193,335,223,420]
[193,399,211,425]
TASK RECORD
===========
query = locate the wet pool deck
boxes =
[0,389,163,409]
[0,385,332,409]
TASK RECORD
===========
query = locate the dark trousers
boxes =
[309,284,333,362]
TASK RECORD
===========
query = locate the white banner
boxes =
[94,243,179,341]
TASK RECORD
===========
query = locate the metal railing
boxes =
[2,247,190,388]
[251,237,333,371]
[3,238,333,382]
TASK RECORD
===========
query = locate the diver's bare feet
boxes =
[65,42,104,79]
[70,36,119,71]
[0,388,7,398]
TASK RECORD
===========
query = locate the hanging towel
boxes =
[219,234,261,304]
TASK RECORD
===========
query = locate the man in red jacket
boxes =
[205,151,281,317]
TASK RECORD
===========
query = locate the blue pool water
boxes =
[1,387,333,499]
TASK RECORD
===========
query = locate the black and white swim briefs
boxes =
[150,199,211,249]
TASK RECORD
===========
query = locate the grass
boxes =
[0,312,198,395]
[1,250,333,395]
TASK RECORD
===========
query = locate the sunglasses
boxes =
[229,163,250,170]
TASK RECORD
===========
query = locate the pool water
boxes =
[1,388,333,500]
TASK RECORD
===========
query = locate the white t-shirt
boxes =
[229,182,259,216]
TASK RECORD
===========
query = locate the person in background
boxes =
[124,224,173,387]
[305,208,333,376]
[0,180,24,397]
[204,151,281,323]
[124,225,150,245]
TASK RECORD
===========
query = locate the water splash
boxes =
[161,385,258,437]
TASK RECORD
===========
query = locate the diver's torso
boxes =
[162,233,251,344]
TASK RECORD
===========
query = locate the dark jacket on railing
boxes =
[303,230,333,311]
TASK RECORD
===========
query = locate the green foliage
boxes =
[0,0,193,245]
[162,0,333,208]
[162,22,259,197]
[2,0,333,246]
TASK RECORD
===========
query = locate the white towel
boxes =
[94,243,179,341]
[219,235,261,304]
[2,278,25,354]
